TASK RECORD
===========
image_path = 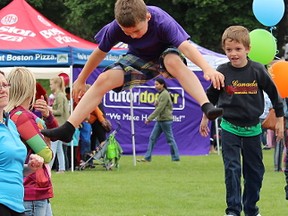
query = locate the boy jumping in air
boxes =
[42,0,224,142]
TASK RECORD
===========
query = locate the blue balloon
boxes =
[253,0,285,26]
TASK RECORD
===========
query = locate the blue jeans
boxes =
[144,120,179,161]
[221,129,264,216]
[49,140,66,171]
[24,199,52,216]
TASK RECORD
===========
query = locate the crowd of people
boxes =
[47,79,110,172]
[0,69,110,216]
[1,1,288,216]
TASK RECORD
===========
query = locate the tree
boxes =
[63,0,115,41]
[0,0,287,58]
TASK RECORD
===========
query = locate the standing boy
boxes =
[199,26,284,216]
[42,0,224,142]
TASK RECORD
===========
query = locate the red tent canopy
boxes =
[0,0,126,67]
[0,0,97,50]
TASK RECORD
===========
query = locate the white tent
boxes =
[0,67,70,79]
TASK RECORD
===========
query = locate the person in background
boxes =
[138,78,180,162]
[199,26,284,216]
[33,83,49,118]
[48,76,70,173]
[64,86,81,170]
[209,119,218,154]
[36,83,49,104]
[260,92,272,150]
[41,0,224,143]
[6,67,57,216]
[78,119,93,168]
[76,85,93,168]
[0,70,44,216]
[261,65,286,172]
[284,97,288,200]
[89,101,108,152]
[272,98,286,172]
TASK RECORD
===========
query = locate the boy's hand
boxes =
[72,79,86,103]
[275,117,284,142]
[199,115,210,137]
[203,68,225,90]
[33,96,50,118]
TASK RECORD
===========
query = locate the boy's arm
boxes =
[73,47,107,103]
[178,41,225,90]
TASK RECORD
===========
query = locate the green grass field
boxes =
[50,150,287,216]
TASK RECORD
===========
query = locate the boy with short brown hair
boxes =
[200,25,284,216]
[42,0,224,143]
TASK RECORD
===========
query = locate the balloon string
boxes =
[269,26,279,59]
[274,56,281,60]
[269,26,276,34]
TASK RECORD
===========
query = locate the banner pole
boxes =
[130,88,137,166]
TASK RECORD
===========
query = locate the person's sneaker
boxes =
[41,121,75,142]
[201,102,223,120]
[262,145,271,150]
[137,158,150,162]
[224,212,237,216]
[285,185,288,200]
[56,170,65,174]
[106,162,114,170]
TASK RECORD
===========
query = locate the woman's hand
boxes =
[145,120,151,125]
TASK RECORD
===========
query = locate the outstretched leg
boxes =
[163,53,223,120]
[42,69,124,142]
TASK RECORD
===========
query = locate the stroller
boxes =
[78,122,122,171]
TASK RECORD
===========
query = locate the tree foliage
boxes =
[0,0,287,56]
[62,0,115,41]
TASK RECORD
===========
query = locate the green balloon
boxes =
[248,29,277,65]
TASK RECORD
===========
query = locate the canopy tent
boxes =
[0,67,70,79]
[0,0,125,72]
[0,0,125,171]
[0,0,228,161]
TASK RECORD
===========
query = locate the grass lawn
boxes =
[50,150,287,216]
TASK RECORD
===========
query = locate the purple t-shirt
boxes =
[94,6,190,61]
